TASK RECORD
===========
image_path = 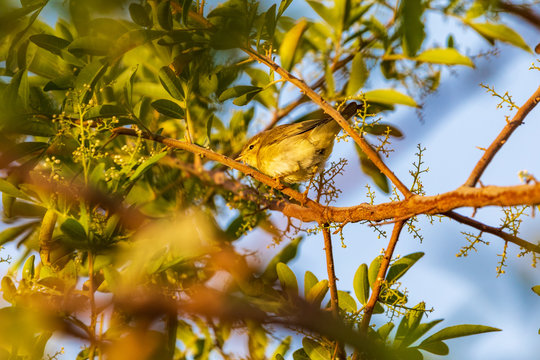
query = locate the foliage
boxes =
[0,0,536,359]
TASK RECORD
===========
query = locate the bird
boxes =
[236,102,359,183]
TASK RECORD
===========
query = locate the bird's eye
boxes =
[248,144,255,150]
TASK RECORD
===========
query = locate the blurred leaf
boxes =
[151,99,185,118]
[421,324,501,345]
[277,262,298,295]
[129,152,167,181]
[306,279,328,306]
[364,89,418,107]
[110,29,165,60]
[279,19,308,71]
[353,263,369,305]
[386,252,424,283]
[1,277,17,303]
[292,348,310,360]
[265,4,277,39]
[307,1,335,27]
[219,85,262,102]
[304,270,318,297]
[182,0,192,25]
[129,3,152,27]
[400,0,425,56]
[416,48,473,67]
[302,338,330,360]
[417,341,449,355]
[68,36,113,56]
[337,290,357,312]
[61,218,87,242]
[0,222,36,246]
[157,0,173,30]
[262,237,302,282]
[532,285,540,296]
[346,52,368,95]
[22,254,36,281]
[277,0,293,18]
[377,322,395,340]
[0,178,30,200]
[84,104,127,119]
[75,59,108,105]
[159,66,185,100]
[271,336,291,359]
[465,21,531,52]
[29,34,70,56]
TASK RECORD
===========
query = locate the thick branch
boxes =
[113,128,540,254]
[465,85,540,187]
[497,1,540,31]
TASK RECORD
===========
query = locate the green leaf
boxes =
[292,348,310,360]
[337,290,357,312]
[368,255,383,289]
[129,152,167,181]
[84,104,127,119]
[417,341,449,355]
[355,144,390,193]
[68,36,112,56]
[279,19,308,71]
[400,0,425,56]
[304,270,318,297]
[362,123,403,137]
[302,338,330,360]
[346,52,367,95]
[22,255,36,281]
[1,277,17,303]
[219,85,262,102]
[233,89,262,106]
[0,178,30,200]
[466,21,531,52]
[159,66,185,100]
[110,29,165,60]
[129,3,152,27]
[416,48,473,67]
[0,222,36,246]
[306,1,336,27]
[151,99,185,118]
[353,263,369,305]
[157,0,173,30]
[182,0,192,25]
[262,237,302,282]
[265,4,277,38]
[277,0,293,18]
[61,218,87,242]
[532,285,540,296]
[306,279,328,306]
[29,34,70,56]
[276,262,298,295]
[377,322,395,340]
[364,89,418,107]
[407,319,444,346]
[75,59,108,105]
[421,324,501,345]
[386,252,424,283]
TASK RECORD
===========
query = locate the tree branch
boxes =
[464,85,540,187]
[321,226,345,360]
[113,128,540,254]
[360,220,405,332]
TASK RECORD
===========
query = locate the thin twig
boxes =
[360,220,405,332]
[465,85,540,187]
